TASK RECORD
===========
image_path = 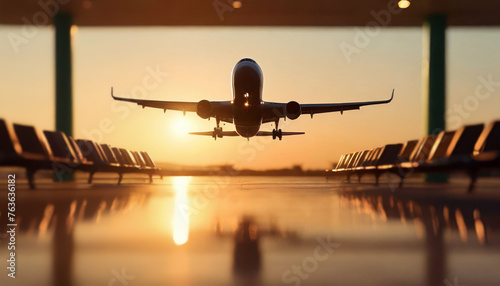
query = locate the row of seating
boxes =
[330,120,500,192]
[0,118,162,189]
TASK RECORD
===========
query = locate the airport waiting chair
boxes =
[110,147,130,184]
[0,120,52,189]
[370,144,404,185]
[396,131,455,180]
[329,154,345,178]
[140,151,158,170]
[417,124,483,172]
[132,151,147,169]
[334,152,360,181]
[398,140,419,163]
[14,123,86,188]
[372,139,417,186]
[76,139,121,183]
[351,150,373,182]
[396,124,484,190]
[141,151,163,178]
[468,121,500,189]
[333,154,346,169]
[356,147,382,183]
[396,132,456,187]
[43,130,83,181]
[119,148,140,168]
[399,135,437,170]
[100,144,120,165]
[426,130,457,162]
[331,153,350,175]
[1,118,163,188]
[361,147,382,169]
[132,151,160,183]
[1,123,84,188]
[110,147,151,184]
[344,152,361,181]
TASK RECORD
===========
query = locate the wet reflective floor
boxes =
[1,176,500,286]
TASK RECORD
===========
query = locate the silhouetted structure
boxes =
[0,118,162,189]
[330,120,500,192]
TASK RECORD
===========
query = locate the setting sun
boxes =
[172,117,190,137]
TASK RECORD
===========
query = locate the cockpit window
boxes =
[238,58,256,64]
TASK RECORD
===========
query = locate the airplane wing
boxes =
[111,87,233,120]
[189,131,240,137]
[262,89,394,122]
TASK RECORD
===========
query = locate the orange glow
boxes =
[455,209,468,243]
[398,0,410,9]
[38,204,55,237]
[474,209,486,244]
[232,1,243,9]
[244,101,249,107]
[173,177,191,245]
[172,117,190,137]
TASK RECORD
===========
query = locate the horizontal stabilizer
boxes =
[189,131,240,136]
[188,130,305,138]
[256,131,305,136]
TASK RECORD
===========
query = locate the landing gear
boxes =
[212,117,223,140]
[272,119,282,140]
[272,129,282,140]
[212,127,223,140]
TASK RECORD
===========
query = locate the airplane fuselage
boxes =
[231,58,264,138]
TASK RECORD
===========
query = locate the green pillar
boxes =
[55,13,74,181]
[423,14,448,183]
[55,13,73,135]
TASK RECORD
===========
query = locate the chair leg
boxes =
[88,172,94,184]
[468,171,479,193]
[26,168,36,190]
[118,173,123,185]
[375,173,380,186]
[149,174,153,183]
[398,175,405,188]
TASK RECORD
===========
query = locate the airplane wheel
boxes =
[278,129,282,140]
[272,129,277,140]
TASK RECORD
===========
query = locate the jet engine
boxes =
[285,101,301,120]
[196,100,212,119]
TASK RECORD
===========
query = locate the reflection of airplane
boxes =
[112,58,394,140]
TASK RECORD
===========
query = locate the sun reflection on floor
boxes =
[172,176,191,245]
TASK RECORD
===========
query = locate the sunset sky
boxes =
[1,26,499,169]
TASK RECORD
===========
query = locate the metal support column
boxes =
[423,14,447,182]
[55,13,74,181]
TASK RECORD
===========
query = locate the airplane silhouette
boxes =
[112,58,394,140]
